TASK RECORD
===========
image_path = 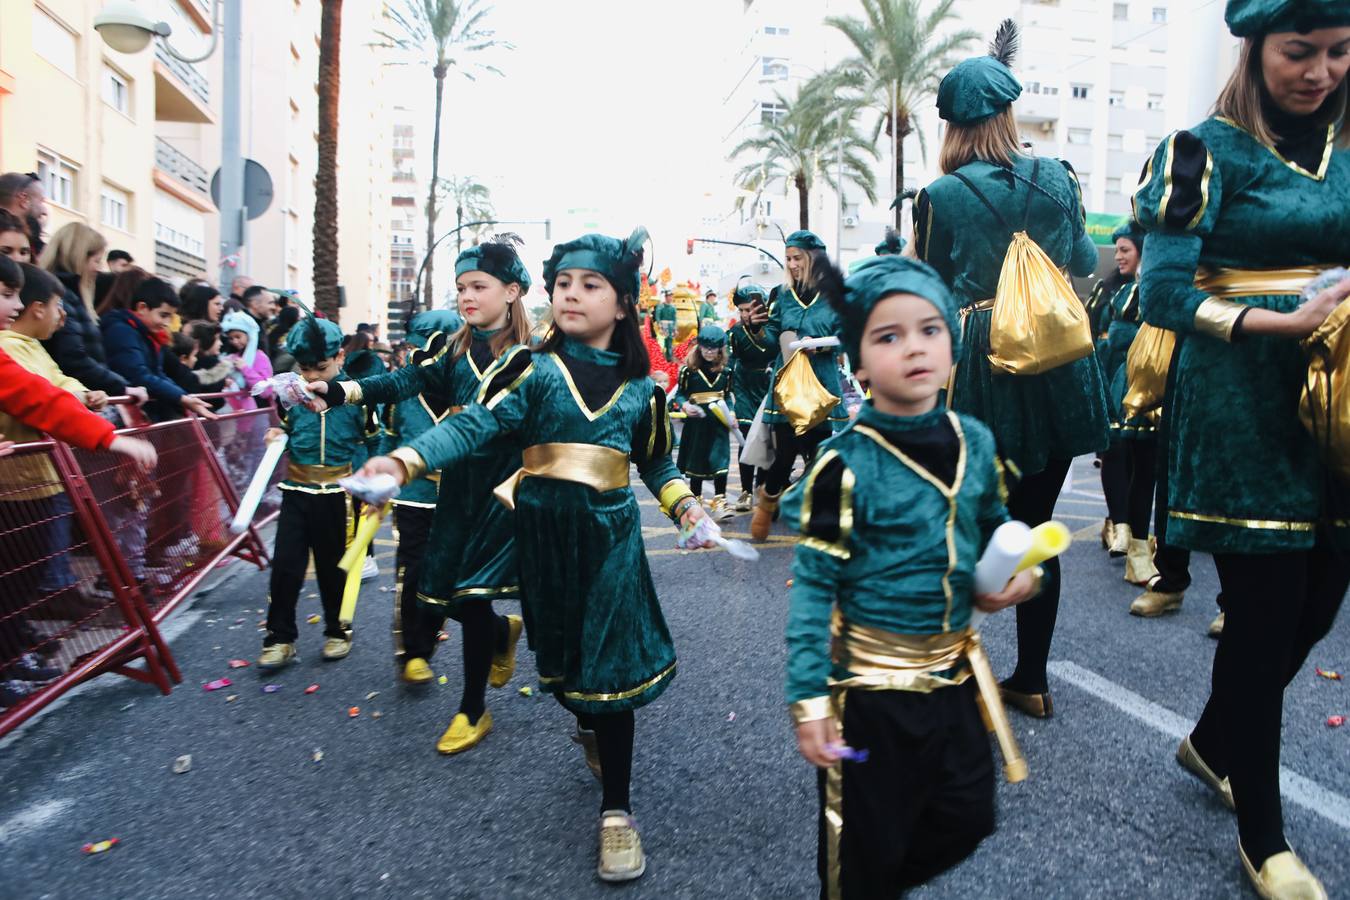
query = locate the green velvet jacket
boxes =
[728,322,774,420]
[916,155,1111,475]
[279,361,373,494]
[781,404,1009,708]
[1135,116,1350,552]
[762,284,846,428]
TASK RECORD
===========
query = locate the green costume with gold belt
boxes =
[1099,280,1154,439]
[675,365,731,478]
[388,337,687,714]
[915,155,1111,475]
[728,321,773,420]
[1134,116,1350,553]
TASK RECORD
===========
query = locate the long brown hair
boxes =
[683,340,726,374]
[447,282,534,364]
[1214,36,1350,148]
[99,266,149,314]
[39,222,106,313]
[938,106,1025,174]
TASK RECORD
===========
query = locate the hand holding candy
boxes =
[795,717,840,768]
[256,372,315,409]
[678,513,760,560]
[339,472,401,506]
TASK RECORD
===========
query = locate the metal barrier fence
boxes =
[0,396,282,738]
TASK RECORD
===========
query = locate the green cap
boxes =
[455,241,533,290]
[406,309,463,349]
[784,230,827,252]
[836,256,959,365]
[1226,0,1350,36]
[544,227,648,300]
[732,281,769,304]
[874,232,907,256]
[696,324,727,348]
[937,56,1021,124]
[1111,220,1146,250]
[287,316,344,367]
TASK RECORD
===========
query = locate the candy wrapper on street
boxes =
[254,371,315,409]
[678,515,759,561]
[338,473,401,506]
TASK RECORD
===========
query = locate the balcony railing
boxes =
[155,40,210,105]
[155,137,209,195]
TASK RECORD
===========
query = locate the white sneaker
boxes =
[597,810,646,882]
[360,556,379,582]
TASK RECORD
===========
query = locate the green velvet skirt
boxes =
[1165,296,1349,554]
[676,415,730,479]
[1108,364,1155,441]
[416,449,522,616]
[732,369,770,421]
[951,307,1111,476]
[513,477,676,715]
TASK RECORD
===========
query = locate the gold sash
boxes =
[832,615,1027,783]
[688,391,724,405]
[286,462,353,485]
[1195,265,1342,298]
[493,443,630,510]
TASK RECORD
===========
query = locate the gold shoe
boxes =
[1108,522,1132,557]
[734,490,752,512]
[1175,735,1234,810]
[436,711,493,755]
[1209,611,1225,638]
[1130,586,1184,617]
[321,635,353,660]
[1240,844,1327,900]
[710,495,734,521]
[750,487,780,541]
[489,614,523,688]
[597,810,646,882]
[402,657,434,684]
[999,682,1054,718]
[1100,517,1114,549]
[572,726,603,780]
[257,643,296,670]
[1124,537,1159,586]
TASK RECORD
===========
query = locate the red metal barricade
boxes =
[0,394,284,738]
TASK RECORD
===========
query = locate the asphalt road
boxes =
[2,457,1348,899]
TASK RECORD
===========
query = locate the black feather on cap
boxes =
[812,251,849,323]
[989,18,1019,67]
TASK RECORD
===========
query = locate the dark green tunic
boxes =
[728,322,774,420]
[1135,117,1350,553]
[401,337,684,714]
[761,285,847,428]
[916,155,1111,475]
[1098,281,1154,440]
[675,365,731,478]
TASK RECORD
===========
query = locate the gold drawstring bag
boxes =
[1299,299,1350,484]
[773,349,839,436]
[1122,323,1176,421]
[986,232,1095,375]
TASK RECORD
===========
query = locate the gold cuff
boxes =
[1193,298,1246,342]
[340,380,363,404]
[789,695,834,725]
[657,478,695,519]
[1026,564,1045,598]
[388,447,427,482]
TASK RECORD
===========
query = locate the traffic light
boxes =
[686,239,695,255]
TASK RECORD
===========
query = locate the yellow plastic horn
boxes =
[338,503,389,625]
[1014,521,1072,573]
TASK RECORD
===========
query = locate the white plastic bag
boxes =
[739,393,775,470]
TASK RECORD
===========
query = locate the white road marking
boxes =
[0,798,75,843]
[1048,661,1350,831]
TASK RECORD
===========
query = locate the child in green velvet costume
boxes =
[353,228,712,884]
[675,324,734,519]
[727,281,774,511]
[783,255,1039,899]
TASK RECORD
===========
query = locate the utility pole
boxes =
[217,0,243,295]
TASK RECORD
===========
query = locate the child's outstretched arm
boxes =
[633,383,712,544]
[311,332,460,410]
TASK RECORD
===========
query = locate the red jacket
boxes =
[0,347,116,450]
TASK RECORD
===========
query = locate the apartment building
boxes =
[385,103,423,343]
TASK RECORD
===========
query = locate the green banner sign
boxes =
[1086,212,1130,246]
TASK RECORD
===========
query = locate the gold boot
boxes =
[1130,581,1183,617]
[1124,537,1159,586]
[749,487,780,541]
[402,657,434,684]
[709,495,734,521]
[734,490,752,512]
[1208,610,1225,638]
[1100,517,1114,549]
[436,711,493,755]
[1240,844,1327,900]
[1108,522,1132,557]
[999,682,1054,718]
[1175,735,1234,810]
[489,614,523,688]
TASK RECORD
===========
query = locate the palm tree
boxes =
[374,0,509,309]
[313,0,342,320]
[436,175,495,250]
[730,80,878,231]
[826,0,978,227]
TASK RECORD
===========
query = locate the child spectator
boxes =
[101,278,215,423]
[219,310,274,411]
[0,210,32,265]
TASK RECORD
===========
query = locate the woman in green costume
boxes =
[914,23,1109,719]
[313,239,535,756]
[728,281,775,510]
[751,229,847,540]
[355,228,710,884]
[1134,5,1350,894]
[675,324,735,519]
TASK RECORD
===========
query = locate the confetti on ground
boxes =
[348,707,360,718]
[312,748,324,763]
[371,711,383,719]
[727,712,736,722]
[227,659,250,669]
[438,675,448,685]
[212,646,221,651]
[304,684,320,694]
[255,608,264,614]
[1329,715,1346,728]
[203,678,232,691]
[307,614,322,624]
[365,691,379,700]
[437,631,448,642]
[786,579,794,588]
[519,685,533,697]
[379,586,391,593]
[1316,668,1342,681]
[225,695,238,703]
[82,839,119,855]
[233,618,246,625]
[262,684,282,693]
[119,703,135,712]
[172,755,192,774]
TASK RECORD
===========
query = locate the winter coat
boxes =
[41,271,128,396]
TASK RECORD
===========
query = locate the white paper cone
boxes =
[973,521,1033,595]
[229,435,287,534]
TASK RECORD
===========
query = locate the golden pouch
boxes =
[987,232,1095,376]
[1122,323,1176,421]
[1299,299,1350,484]
[773,349,839,436]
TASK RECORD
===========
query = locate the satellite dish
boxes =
[210,159,274,221]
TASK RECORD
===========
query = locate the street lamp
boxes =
[94,0,221,62]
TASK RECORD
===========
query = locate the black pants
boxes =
[1099,444,1129,525]
[393,504,439,662]
[819,684,995,899]
[266,490,348,644]
[738,423,758,495]
[1125,437,1157,537]
[1005,457,1073,695]
[1151,341,1192,594]
[764,424,830,496]
[1188,545,1349,866]
[687,474,728,498]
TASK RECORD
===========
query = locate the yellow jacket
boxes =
[0,330,88,500]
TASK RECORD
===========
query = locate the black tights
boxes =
[687,474,728,498]
[1187,546,1349,867]
[738,423,758,495]
[764,424,829,495]
[1099,445,1129,525]
[1125,437,1157,537]
[457,602,508,724]
[1004,457,1073,695]
[576,708,636,813]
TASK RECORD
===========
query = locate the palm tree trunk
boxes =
[796,174,809,230]
[423,65,447,310]
[895,149,906,230]
[312,0,342,320]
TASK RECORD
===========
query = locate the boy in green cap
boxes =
[728,281,774,510]
[783,255,1040,898]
